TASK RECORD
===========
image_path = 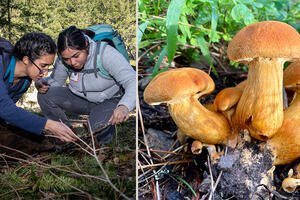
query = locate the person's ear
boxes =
[22,56,30,65]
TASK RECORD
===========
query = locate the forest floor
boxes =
[0,110,136,200]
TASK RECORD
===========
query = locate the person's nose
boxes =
[70,58,76,66]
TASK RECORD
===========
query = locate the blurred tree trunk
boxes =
[7,0,11,40]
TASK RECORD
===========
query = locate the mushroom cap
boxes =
[214,87,243,112]
[213,80,246,112]
[144,68,215,105]
[227,21,300,63]
[284,61,300,89]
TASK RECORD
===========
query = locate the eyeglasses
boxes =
[28,58,48,74]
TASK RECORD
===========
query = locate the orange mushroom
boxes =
[227,21,300,141]
[266,61,300,165]
[143,68,231,145]
[213,80,246,125]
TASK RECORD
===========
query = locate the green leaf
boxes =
[238,0,254,4]
[231,4,254,25]
[209,1,219,42]
[166,0,186,65]
[196,35,218,76]
[138,21,149,44]
[152,45,168,78]
[180,15,192,39]
[253,2,264,8]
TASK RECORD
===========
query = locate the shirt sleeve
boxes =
[0,79,47,135]
[43,57,69,87]
[102,45,136,112]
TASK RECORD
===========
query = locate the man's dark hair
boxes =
[14,32,56,61]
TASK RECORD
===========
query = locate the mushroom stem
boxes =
[234,57,284,140]
[266,89,300,165]
[168,95,231,144]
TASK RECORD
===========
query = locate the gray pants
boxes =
[37,87,120,143]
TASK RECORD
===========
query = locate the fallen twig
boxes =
[49,170,96,199]
[139,159,194,170]
[87,119,131,200]
[138,101,161,199]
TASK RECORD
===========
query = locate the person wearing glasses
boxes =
[0,33,77,145]
[35,26,136,144]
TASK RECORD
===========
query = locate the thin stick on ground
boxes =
[139,159,194,170]
[161,143,188,160]
[0,152,107,182]
[207,155,215,200]
[0,186,32,198]
[0,153,9,171]
[87,119,131,200]
[49,170,96,200]
[139,148,196,158]
[1,176,21,200]
[138,102,161,200]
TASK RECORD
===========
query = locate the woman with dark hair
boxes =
[36,26,136,144]
[0,33,77,143]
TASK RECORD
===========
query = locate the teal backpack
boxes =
[71,24,130,96]
[85,24,130,80]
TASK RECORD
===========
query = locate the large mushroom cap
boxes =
[144,68,215,105]
[227,21,300,63]
[284,61,300,89]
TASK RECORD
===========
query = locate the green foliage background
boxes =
[0,0,136,57]
[138,0,300,76]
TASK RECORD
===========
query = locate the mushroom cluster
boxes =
[227,21,300,141]
[142,20,300,197]
[143,21,300,165]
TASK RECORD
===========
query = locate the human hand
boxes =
[35,80,50,94]
[109,105,130,125]
[44,120,78,142]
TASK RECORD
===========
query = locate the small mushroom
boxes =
[266,61,300,165]
[282,177,300,193]
[213,80,246,125]
[213,81,247,146]
[191,140,203,154]
[143,68,231,145]
[227,21,300,141]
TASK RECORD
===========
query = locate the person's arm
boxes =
[102,45,136,111]
[102,45,136,124]
[0,78,46,134]
[0,79,77,142]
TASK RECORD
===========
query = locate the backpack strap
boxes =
[4,56,16,83]
[81,41,114,96]
[94,41,113,80]
[1,54,30,97]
